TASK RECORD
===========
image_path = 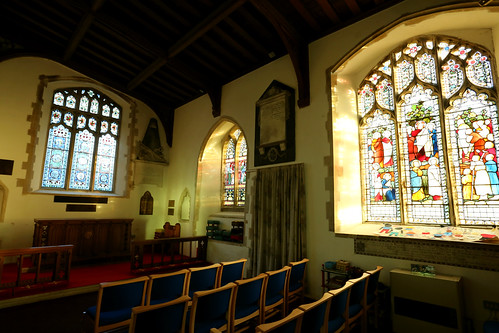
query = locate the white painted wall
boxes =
[167,2,499,331]
[0,57,169,249]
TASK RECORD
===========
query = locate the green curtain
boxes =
[249,163,306,275]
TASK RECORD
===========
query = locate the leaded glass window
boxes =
[42,88,121,192]
[222,127,247,208]
[358,35,499,226]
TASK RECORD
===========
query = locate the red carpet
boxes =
[0,257,209,301]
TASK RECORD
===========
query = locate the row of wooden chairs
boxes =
[128,257,309,333]
[82,259,247,333]
[250,265,383,333]
[82,257,309,333]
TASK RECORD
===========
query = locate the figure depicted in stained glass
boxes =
[371,163,383,202]
[371,132,384,167]
[410,159,425,201]
[382,173,395,201]
[382,130,394,167]
[485,153,499,198]
[469,154,491,200]
[461,168,473,201]
[427,157,442,200]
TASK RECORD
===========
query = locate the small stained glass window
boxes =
[41,88,122,193]
[222,127,247,208]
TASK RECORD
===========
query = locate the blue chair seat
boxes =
[484,321,499,333]
[348,303,363,318]
[236,304,260,320]
[328,317,346,333]
[86,305,132,327]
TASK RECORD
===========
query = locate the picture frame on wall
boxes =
[254,80,295,166]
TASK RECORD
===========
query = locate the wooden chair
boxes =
[327,283,351,333]
[189,282,237,333]
[187,263,221,298]
[146,268,189,305]
[231,274,267,333]
[129,295,190,333]
[365,266,383,329]
[286,258,309,312]
[298,292,332,333]
[255,308,304,333]
[345,272,370,333]
[218,258,247,287]
[83,276,149,333]
[262,266,291,323]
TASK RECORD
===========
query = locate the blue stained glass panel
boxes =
[69,130,95,190]
[51,110,62,124]
[94,134,116,192]
[42,125,71,188]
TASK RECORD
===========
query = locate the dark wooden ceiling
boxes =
[0,0,401,146]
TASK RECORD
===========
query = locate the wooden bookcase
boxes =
[33,219,132,263]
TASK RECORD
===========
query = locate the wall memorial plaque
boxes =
[254,81,295,166]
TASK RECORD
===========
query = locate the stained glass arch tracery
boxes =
[42,88,121,192]
[222,127,247,208]
[358,35,499,226]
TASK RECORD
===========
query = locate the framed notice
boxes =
[254,81,295,166]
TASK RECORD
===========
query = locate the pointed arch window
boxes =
[222,128,247,208]
[358,36,499,226]
[41,88,121,192]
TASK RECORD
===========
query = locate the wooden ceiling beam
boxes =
[290,0,321,32]
[345,0,362,15]
[250,0,310,108]
[127,0,247,91]
[317,0,341,23]
[64,0,106,61]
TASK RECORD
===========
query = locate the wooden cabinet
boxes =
[33,219,132,263]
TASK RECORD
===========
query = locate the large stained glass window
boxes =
[222,128,247,208]
[42,88,121,192]
[358,36,499,226]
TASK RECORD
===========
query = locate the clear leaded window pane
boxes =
[42,88,122,192]
[466,52,494,88]
[358,84,375,117]
[394,59,414,94]
[415,53,437,84]
[441,59,464,98]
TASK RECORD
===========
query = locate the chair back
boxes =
[189,282,237,333]
[147,269,189,305]
[287,258,309,295]
[129,295,190,333]
[218,258,247,287]
[365,266,383,306]
[263,266,291,322]
[187,263,221,298]
[327,283,351,333]
[232,274,267,331]
[255,308,304,333]
[84,276,149,333]
[345,272,369,331]
[298,292,332,333]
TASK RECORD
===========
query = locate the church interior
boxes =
[1,0,499,332]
